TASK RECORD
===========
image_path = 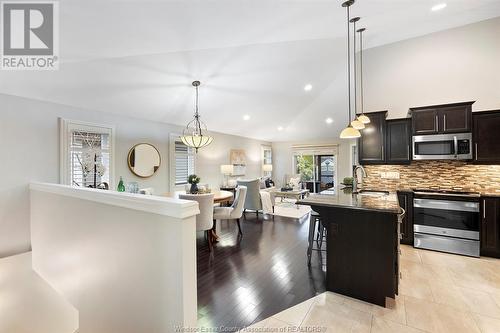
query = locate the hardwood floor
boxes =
[196,213,326,331]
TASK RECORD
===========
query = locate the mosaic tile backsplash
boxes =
[362,161,500,195]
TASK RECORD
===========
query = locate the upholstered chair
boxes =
[179,193,215,251]
[213,186,247,236]
[236,179,262,217]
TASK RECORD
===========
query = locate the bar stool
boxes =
[307,211,327,266]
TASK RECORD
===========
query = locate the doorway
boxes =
[294,154,336,193]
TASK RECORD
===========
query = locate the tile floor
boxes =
[242,245,500,333]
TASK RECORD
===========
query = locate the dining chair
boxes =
[213,186,247,236]
[179,193,215,251]
[237,179,262,217]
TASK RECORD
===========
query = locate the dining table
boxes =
[162,190,234,205]
[162,190,234,240]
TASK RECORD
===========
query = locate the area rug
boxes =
[272,199,311,220]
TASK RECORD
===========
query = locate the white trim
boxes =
[59,118,116,188]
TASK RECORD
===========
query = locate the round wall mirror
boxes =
[127,143,161,178]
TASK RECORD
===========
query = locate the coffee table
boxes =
[273,189,310,202]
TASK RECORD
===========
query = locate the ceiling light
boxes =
[180,81,214,152]
[304,84,313,91]
[357,27,370,124]
[340,0,361,140]
[326,118,334,124]
[431,3,447,11]
[277,126,284,131]
[243,115,250,121]
[351,119,365,130]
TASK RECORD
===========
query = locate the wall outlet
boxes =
[381,171,400,179]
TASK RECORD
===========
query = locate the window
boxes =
[261,145,272,177]
[170,135,196,188]
[60,119,115,188]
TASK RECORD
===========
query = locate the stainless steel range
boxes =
[412,189,480,257]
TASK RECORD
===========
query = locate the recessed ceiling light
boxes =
[304,84,313,91]
[243,115,250,121]
[326,118,334,124]
[277,126,284,131]
[431,3,447,11]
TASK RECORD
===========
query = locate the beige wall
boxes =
[0,94,268,257]
[362,17,500,119]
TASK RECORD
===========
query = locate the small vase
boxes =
[190,183,198,194]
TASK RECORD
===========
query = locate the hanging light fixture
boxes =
[356,27,370,124]
[180,81,214,152]
[340,0,361,139]
[350,16,365,130]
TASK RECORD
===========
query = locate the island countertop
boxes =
[297,187,402,214]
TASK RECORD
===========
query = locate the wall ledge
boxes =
[29,182,199,219]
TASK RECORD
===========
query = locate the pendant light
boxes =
[350,16,365,130]
[340,0,361,139]
[180,81,214,152]
[356,27,371,124]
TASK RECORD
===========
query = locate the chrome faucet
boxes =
[353,165,367,193]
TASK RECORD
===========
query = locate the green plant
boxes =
[343,177,354,185]
[188,174,200,184]
[296,155,314,181]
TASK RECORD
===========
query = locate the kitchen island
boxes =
[298,188,403,307]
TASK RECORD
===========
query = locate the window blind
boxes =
[174,141,195,185]
[70,131,110,187]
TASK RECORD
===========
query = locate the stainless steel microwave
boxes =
[412,133,473,160]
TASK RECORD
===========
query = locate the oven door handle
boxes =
[414,198,479,212]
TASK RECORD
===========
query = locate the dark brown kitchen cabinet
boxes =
[358,111,387,165]
[411,109,438,135]
[410,101,474,135]
[386,119,411,164]
[397,191,414,245]
[480,197,500,258]
[473,110,500,164]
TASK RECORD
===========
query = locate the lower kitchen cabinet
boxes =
[481,197,500,258]
[397,191,414,245]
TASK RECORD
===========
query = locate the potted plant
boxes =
[188,174,201,194]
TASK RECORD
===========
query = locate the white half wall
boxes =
[362,17,500,118]
[0,94,269,257]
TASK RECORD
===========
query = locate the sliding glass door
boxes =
[293,154,336,193]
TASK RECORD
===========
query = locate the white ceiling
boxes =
[2,0,500,141]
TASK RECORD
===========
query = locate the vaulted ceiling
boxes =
[1,0,499,141]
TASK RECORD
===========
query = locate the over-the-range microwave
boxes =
[412,133,473,160]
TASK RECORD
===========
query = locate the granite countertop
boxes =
[297,187,402,214]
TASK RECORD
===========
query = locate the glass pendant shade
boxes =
[180,134,213,151]
[340,125,361,139]
[351,118,365,129]
[357,114,371,124]
[180,81,214,152]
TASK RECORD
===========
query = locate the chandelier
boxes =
[180,81,214,152]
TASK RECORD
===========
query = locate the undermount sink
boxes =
[353,190,390,197]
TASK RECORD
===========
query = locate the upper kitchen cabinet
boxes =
[358,111,387,165]
[386,118,411,164]
[409,101,474,135]
[473,110,500,164]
